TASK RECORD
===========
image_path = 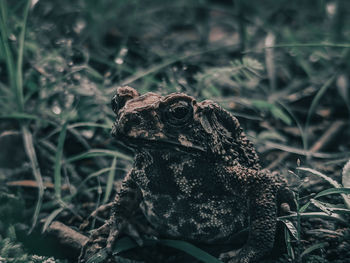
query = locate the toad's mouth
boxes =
[113,133,206,154]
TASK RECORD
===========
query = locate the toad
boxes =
[80,86,295,263]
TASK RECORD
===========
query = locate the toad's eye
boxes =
[170,105,189,119]
[163,101,192,126]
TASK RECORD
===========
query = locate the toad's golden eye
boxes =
[163,100,193,126]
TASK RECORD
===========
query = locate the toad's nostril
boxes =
[123,113,142,134]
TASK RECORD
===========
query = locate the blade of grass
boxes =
[251,100,292,125]
[54,122,68,200]
[313,187,350,199]
[310,199,333,215]
[245,42,350,53]
[91,174,102,230]
[86,237,142,263]
[277,101,306,149]
[300,242,328,258]
[298,167,350,208]
[0,113,39,119]
[299,200,311,213]
[22,125,44,233]
[0,1,16,95]
[284,228,295,260]
[15,0,31,112]
[120,43,239,86]
[304,74,336,151]
[265,32,276,92]
[284,30,315,80]
[42,207,64,233]
[300,188,350,213]
[68,122,110,129]
[161,239,223,263]
[266,42,350,49]
[44,122,110,140]
[75,167,114,194]
[263,141,350,159]
[112,236,145,254]
[103,157,117,204]
[279,212,348,224]
[87,236,224,263]
[114,237,224,263]
[66,149,132,163]
[298,167,342,187]
[323,207,350,215]
[343,159,350,188]
[310,199,350,215]
[279,219,298,240]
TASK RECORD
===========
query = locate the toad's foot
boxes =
[106,219,158,254]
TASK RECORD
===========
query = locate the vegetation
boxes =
[0,0,349,262]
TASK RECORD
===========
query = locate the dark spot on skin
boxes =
[167,212,180,226]
[201,226,221,237]
[178,221,198,236]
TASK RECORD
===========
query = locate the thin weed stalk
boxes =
[303,74,337,156]
[0,1,16,102]
[16,0,31,112]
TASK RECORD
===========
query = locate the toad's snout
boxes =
[116,112,143,136]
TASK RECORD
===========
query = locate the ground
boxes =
[0,0,349,263]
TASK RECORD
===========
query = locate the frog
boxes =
[79,86,295,263]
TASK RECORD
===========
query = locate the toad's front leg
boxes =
[221,170,279,263]
[79,170,148,262]
[106,170,145,251]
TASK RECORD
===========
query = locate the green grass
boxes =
[1,0,350,262]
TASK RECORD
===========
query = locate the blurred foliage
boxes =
[0,0,350,262]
